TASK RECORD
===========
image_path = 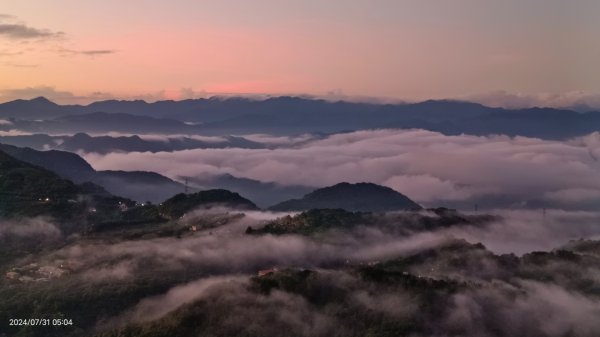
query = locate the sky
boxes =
[1,0,599,104]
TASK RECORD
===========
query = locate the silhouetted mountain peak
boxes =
[29,96,56,105]
[71,132,92,139]
[159,189,259,218]
[305,182,395,199]
[1,96,58,107]
[269,182,421,212]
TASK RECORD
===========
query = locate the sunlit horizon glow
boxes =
[1,1,599,106]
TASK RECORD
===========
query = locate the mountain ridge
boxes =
[2,96,599,140]
[0,148,130,222]
[269,182,422,212]
[0,143,185,203]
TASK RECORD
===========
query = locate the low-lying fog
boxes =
[4,206,600,336]
[9,208,599,283]
[82,129,600,210]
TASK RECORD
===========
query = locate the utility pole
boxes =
[542,207,546,221]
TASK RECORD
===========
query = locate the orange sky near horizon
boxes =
[1,0,599,104]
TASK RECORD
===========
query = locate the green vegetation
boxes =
[0,270,209,337]
[0,150,83,219]
[159,190,258,219]
[2,148,600,337]
[269,182,422,212]
[0,149,139,232]
[247,208,495,236]
[247,208,367,235]
[2,234,600,337]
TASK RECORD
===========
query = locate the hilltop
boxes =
[269,182,421,212]
[159,190,259,219]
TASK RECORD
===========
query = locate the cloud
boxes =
[0,86,78,103]
[434,209,600,255]
[0,14,62,40]
[12,208,600,335]
[103,265,600,336]
[0,22,63,40]
[57,48,117,57]
[34,210,460,283]
[0,130,34,136]
[241,133,317,146]
[468,90,600,111]
[544,188,600,204]
[383,174,472,202]
[79,49,116,56]
[0,217,62,239]
[107,276,246,324]
[102,275,336,335]
[89,214,600,335]
[125,88,211,102]
[0,49,23,57]
[83,129,600,209]
[0,14,115,62]
[442,281,600,337]
[3,62,38,68]
[31,207,600,286]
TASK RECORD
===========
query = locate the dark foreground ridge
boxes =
[0,143,184,203]
[0,148,131,224]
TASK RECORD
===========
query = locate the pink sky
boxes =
[1,1,599,104]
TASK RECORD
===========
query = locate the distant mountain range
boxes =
[5,111,202,134]
[0,132,266,153]
[55,133,264,154]
[269,182,422,212]
[1,96,599,139]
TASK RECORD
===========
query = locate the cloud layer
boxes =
[468,90,600,111]
[0,217,62,239]
[84,129,600,209]
[10,208,600,336]
[0,18,62,40]
[34,208,600,285]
